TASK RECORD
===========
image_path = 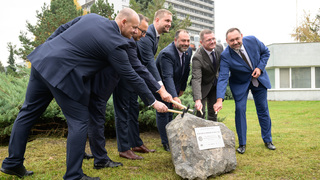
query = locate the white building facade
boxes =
[259,42,320,101]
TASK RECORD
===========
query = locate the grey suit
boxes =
[191,44,223,120]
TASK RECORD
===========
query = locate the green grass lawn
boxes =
[0,100,319,180]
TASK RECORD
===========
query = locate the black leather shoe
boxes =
[236,145,246,154]
[80,174,100,180]
[265,142,276,150]
[94,159,123,169]
[163,144,170,152]
[84,152,94,160]
[0,165,33,178]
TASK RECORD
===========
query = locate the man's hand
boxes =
[252,68,261,78]
[152,100,168,113]
[213,98,223,113]
[194,99,203,111]
[172,97,182,110]
[157,85,173,103]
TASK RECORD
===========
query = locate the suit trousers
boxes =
[88,67,119,164]
[113,82,143,152]
[156,101,173,145]
[196,85,217,121]
[235,82,272,146]
[1,67,89,180]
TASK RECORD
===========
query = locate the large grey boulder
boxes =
[166,113,236,180]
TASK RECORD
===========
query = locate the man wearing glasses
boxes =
[86,14,172,167]
[113,9,173,158]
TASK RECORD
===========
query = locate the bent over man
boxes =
[0,8,163,180]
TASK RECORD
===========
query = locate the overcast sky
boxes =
[1,0,320,66]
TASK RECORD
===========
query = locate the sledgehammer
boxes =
[167,104,190,118]
[171,100,193,113]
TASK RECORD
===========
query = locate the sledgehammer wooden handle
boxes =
[171,100,185,108]
[167,109,183,114]
[171,100,194,113]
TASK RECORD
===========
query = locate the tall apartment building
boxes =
[80,0,215,46]
[165,0,215,44]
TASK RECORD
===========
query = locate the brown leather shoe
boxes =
[119,150,143,160]
[132,144,156,153]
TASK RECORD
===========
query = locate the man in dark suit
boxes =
[113,9,173,156]
[0,8,163,180]
[191,29,223,121]
[214,28,276,154]
[88,14,172,166]
[156,29,193,151]
[113,15,170,160]
[88,14,172,163]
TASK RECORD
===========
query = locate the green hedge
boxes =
[0,67,233,142]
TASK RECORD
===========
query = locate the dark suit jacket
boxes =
[136,24,162,82]
[118,38,161,93]
[28,13,154,106]
[156,42,192,98]
[217,36,271,101]
[191,44,223,101]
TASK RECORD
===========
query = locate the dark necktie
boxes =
[181,53,185,75]
[211,51,216,71]
[155,36,160,52]
[239,50,251,68]
[239,50,259,87]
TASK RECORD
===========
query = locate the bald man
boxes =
[0,8,155,180]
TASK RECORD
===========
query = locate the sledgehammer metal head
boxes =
[181,104,190,118]
[167,104,190,118]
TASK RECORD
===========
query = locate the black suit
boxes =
[89,38,160,159]
[155,42,192,145]
[113,38,161,152]
[1,14,154,180]
[113,24,162,151]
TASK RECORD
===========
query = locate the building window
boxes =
[280,68,290,88]
[291,67,311,88]
[316,67,320,88]
[266,69,275,89]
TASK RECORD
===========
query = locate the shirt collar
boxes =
[176,47,183,57]
[203,48,215,56]
[233,45,245,53]
[155,27,160,38]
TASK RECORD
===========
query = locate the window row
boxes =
[266,67,320,89]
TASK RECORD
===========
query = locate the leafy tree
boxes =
[7,42,16,72]
[0,61,5,73]
[90,0,117,19]
[15,0,83,61]
[292,10,320,42]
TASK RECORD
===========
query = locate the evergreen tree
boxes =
[90,0,117,19]
[7,42,16,72]
[15,0,83,60]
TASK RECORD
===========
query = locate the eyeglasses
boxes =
[138,27,147,36]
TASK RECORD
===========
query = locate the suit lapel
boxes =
[200,47,214,72]
[229,47,252,71]
[242,41,256,68]
[171,43,183,75]
[150,24,158,54]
